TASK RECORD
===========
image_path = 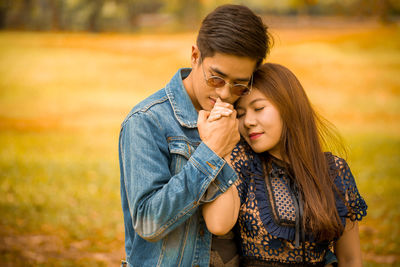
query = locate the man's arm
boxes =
[119,110,239,242]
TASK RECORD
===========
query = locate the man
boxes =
[119,4,271,266]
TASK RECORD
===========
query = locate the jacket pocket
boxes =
[167,137,196,175]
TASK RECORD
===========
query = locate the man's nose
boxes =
[216,84,233,102]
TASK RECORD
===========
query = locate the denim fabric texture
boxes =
[119,68,238,267]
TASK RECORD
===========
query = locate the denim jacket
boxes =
[119,68,238,267]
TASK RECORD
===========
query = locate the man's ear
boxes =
[191,45,200,67]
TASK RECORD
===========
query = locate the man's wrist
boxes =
[202,140,225,158]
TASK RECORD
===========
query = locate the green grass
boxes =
[0,25,399,265]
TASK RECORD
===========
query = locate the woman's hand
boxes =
[207,98,235,122]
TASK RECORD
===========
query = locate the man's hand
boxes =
[197,99,240,158]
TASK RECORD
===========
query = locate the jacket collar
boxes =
[165,68,198,128]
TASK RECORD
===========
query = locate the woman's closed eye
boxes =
[237,111,245,118]
[254,105,265,112]
[236,106,264,118]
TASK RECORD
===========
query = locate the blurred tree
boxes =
[35,0,65,30]
[48,0,65,30]
[165,0,202,29]
[0,0,398,31]
[372,0,397,23]
[290,0,319,15]
[348,0,399,23]
[5,0,34,30]
[67,0,108,32]
[121,0,164,30]
[0,0,11,29]
[87,0,105,32]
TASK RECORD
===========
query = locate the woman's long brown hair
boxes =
[252,63,344,241]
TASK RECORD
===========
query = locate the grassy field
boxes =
[0,24,399,266]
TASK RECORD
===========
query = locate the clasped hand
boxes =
[198,98,240,159]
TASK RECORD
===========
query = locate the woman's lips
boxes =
[249,132,263,140]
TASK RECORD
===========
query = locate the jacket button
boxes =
[199,228,204,236]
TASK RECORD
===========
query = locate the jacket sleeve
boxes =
[119,111,238,242]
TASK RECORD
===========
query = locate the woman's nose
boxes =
[243,112,256,127]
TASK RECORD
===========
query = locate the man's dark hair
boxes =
[197,4,272,68]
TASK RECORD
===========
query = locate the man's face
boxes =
[187,46,256,111]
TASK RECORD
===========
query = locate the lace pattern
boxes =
[330,154,368,223]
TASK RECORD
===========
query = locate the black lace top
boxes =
[231,143,367,266]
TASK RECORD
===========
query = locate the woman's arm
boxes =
[202,179,240,235]
[202,98,241,235]
[202,152,240,235]
[335,219,363,267]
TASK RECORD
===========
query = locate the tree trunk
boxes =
[87,0,105,32]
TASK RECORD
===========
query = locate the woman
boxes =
[202,63,367,266]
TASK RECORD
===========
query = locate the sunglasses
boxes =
[201,61,253,97]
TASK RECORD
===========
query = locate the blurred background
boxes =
[0,0,399,266]
[0,0,400,31]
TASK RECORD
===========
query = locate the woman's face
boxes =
[236,89,283,158]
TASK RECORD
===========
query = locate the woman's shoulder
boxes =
[324,152,368,222]
[324,152,354,189]
[324,152,353,185]
[324,152,348,170]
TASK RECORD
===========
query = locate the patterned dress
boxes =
[228,143,367,267]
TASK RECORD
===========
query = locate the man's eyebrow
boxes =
[210,66,251,82]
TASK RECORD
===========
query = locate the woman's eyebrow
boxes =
[236,99,266,110]
[249,98,267,105]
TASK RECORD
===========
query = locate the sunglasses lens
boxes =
[207,77,226,87]
[232,85,250,96]
[205,73,251,96]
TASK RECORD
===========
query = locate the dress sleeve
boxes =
[331,156,368,222]
[230,142,252,205]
